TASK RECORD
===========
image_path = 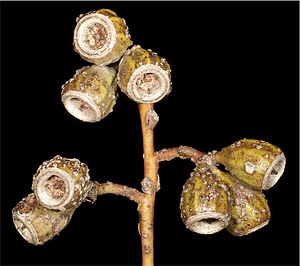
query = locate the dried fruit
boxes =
[117,45,171,103]
[61,65,117,122]
[180,167,230,234]
[211,168,270,236]
[12,194,75,245]
[73,9,132,65]
[32,155,93,210]
[215,139,286,190]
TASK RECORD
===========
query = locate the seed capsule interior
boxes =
[74,12,116,59]
[32,155,92,210]
[73,9,133,65]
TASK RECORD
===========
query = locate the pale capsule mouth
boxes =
[186,212,230,234]
[62,91,101,123]
[127,64,171,103]
[262,153,286,190]
[13,214,39,245]
[35,168,74,210]
[74,13,116,58]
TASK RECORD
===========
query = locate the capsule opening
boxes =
[13,215,38,244]
[262,153,286,190]
[62,91,101,123]
[186,212,229,235]
[128,64,171,103]
[74,13,116,58]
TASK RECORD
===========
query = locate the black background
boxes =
[1,1,299,265]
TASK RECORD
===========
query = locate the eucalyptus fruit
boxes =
[32,155,93,211]
[211,168,271,236]
[180,167,230,234]
[12,6,287,266]
[61,65,117,122]
[12,194,75,245]
[73,9,132,66]
[215,139,286,190]
[117,45,171,103]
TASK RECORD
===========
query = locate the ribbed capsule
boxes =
[61,65,117,123]
[73,9,133,66]
[117,45,172,103]
[211,168,271,236]
[215,139,286,190]
[12,194,75,245]
[32,155,93,211]
[180,168,230,234]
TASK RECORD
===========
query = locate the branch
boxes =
[157,146,205,163]
[138,103,159,266]
[93,181,143,204]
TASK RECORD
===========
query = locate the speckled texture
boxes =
[117,45,171,103]
[212,169,271,236]
[73,9,133,66]
[180,168,230,234]
[12,194,75,245]
[32,155,93,210]
[215,139,286,190]
[61,65,117,122]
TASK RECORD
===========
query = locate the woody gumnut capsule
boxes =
[180,167,230,235]
[61,65,117,123]
[211,168,271,236]
[117,45,172,103]
[215,139,286,190]
[73,9,133,66]
[12,194,75,245]
[32,155,93,211]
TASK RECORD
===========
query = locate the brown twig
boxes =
[138,103,159,266]
[95,181,143,204]
[157,146,205,163]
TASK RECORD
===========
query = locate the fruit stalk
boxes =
[138,103,159,266]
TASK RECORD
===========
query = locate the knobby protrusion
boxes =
[146,109,159,130]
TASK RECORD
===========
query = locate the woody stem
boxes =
[138,103,159,266]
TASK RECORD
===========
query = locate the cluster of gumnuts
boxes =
[12,8,286,245]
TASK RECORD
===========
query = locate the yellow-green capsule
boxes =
[32,155,93,211]
[211,168,271,236]
[73,9,133,66]
[117,45,172,103]
[12,194,75,245]
[180,168,230,234]
[215,139,286,190]
[61,65,117,122]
